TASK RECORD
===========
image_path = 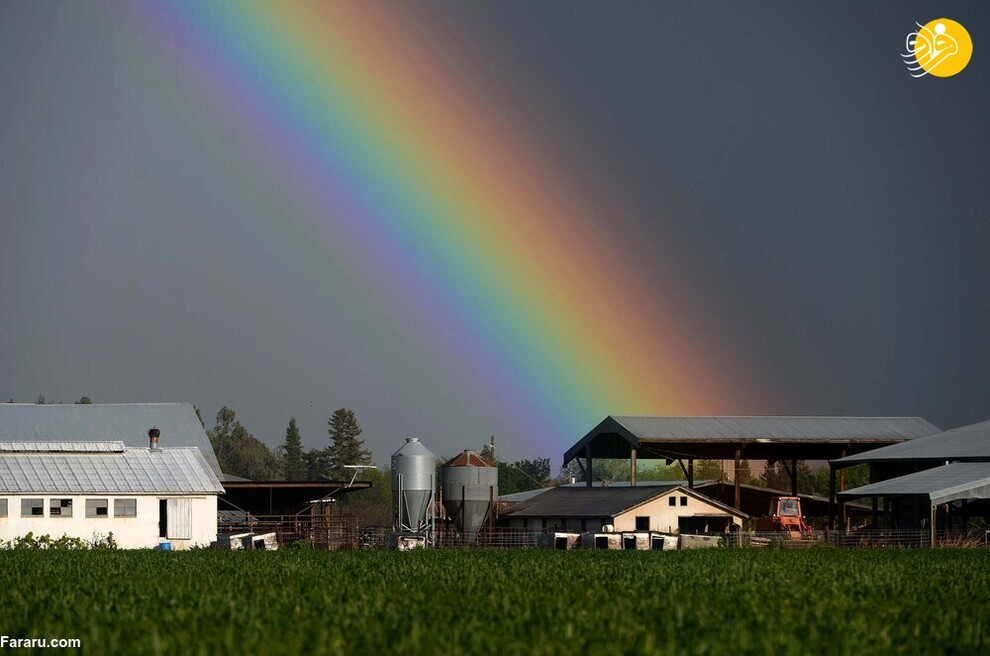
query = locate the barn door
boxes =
[166,498,192,539]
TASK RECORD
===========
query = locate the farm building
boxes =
[0,403,224,479]
[0,439,223,549]
[500,484,746,535]
[833,418,990,535]
[563,415,941,511]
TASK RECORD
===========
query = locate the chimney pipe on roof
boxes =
[149,427,160,451]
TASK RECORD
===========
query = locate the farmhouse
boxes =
[500,484,746,534]
[0,439,223,549]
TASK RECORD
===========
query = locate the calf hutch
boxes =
[500,484,746,535]
[0,439,223,549]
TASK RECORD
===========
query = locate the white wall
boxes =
[613,491,742,533]
[0,494,217,549]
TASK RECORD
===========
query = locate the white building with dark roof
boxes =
[0,439,223,549]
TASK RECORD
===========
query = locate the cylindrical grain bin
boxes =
[440,450,498,543]
[391,438,436,533]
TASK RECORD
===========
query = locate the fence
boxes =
[728,528,987,548]
[219,514,361,550]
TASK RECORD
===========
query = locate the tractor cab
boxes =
[756,496,813,538]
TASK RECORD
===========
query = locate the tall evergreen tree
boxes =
[326,408,372,479]
[207,406,281,480]
[282,417,307,480]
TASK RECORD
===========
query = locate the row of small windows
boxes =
[0,498,137,518]
[668,496,689,507]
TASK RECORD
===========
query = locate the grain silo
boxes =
[440,450,498,543]
[391,438,436,535]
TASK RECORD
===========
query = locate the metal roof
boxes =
[441,451,496,468]
[0,403,222,476]
[838,463,990,505]
[0,446,224,494]
[833,419,990,465]
[564,416,941,464]
[501,485,747,519]
[0,441,125,453]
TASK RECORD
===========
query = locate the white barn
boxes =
[500,484,747,535]
[0,440,223,549]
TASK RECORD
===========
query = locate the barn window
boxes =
[635,516,649,531]
[0,499,7,517]
[50,499,73,517]
[680,496,688,506]
[114,499,137,518]
[86,499,109,518]
[22,499,44,517]
[668,496,676,506]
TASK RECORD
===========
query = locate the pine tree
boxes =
[326,408,372,479]
[282,417,307,480]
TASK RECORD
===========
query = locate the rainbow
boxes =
[127,1,748,451]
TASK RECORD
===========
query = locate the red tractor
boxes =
[755,496,813,539]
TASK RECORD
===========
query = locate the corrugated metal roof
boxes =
[834,419,990,465]
[0,441,125,453]
[610,416,940,440]
[564,416,941,465]
[502,485,747,519]
[0,403,222,476]
[838,463,990,505]
[0,446,224,494]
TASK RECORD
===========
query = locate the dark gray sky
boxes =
[2,2,988,462]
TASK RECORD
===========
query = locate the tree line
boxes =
[203,406,373,481]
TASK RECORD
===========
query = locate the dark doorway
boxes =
[555,536,569,550]
[595,536,609,549]
[159,499,168,538]
[623,536,637,550]
[678,516,730,535]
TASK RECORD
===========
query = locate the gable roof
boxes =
[833,419,990,466]
[838,462,990,505]
[0,445,225,495]
[564,416,941,465]
[0,403,222,477]
[501,485,747,519]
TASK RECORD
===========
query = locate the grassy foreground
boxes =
[0,548,987,655]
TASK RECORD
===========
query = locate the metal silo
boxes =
[391,438,436,535]
[440,450,498,543]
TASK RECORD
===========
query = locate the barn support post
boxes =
[839,448,847,527]
[630,448,637,487]
[789,459,798,496]
[871,497,878,527]
[827,465,836,531]
[930,503,936,549]
[585,445,593,488]
[734,448,741,511]
[688,459,694,489]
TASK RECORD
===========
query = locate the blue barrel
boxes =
[158,542,172,551]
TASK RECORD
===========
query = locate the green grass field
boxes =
[0,548,987,655]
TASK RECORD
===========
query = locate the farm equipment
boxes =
[755,496,814,539]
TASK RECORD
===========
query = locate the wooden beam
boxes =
[630,448,637,487]
[789,459,798,496]
[688,459,694,489]
[827,464,836,531]
[585,444,593,488]
[734,448,741,510]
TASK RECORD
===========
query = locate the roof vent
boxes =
[149,427,161,452]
